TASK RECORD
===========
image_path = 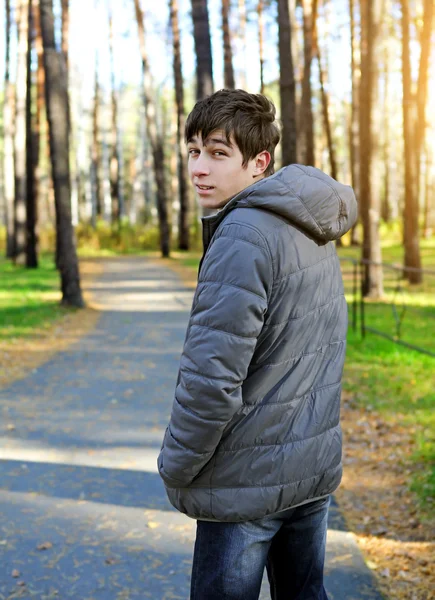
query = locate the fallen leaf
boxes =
[37,541,53,551]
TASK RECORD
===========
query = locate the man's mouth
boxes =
[196,185,214,190]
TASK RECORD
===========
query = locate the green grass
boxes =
[0,255,72,341]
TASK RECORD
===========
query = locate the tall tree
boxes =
[39,0,84,307]
[169,0,190,250]
[3,0,15,258]
[277,0,297,165]
[380,10,392,224]
[237,0,248,88]
[133,0,170,257]
[257,0,265,94]
[61,0,69,75]
[414,0,434,202]
[91,53,103,221]
[401,0,433,283]
[300,0,316,166]
[33,0,45,236]
[108,11,122,223]
[401,0,420,282]
[313,2,336,180]
[359,0,383,297]
[222,0,235,89]
[26,0,37,268]
[348,0,360,245]
[14,0,30,265]
[191,0,214,100]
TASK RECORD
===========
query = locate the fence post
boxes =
[352,259,357,332]
[360,260,365,339]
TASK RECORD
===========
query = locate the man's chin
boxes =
[198,196,227,210]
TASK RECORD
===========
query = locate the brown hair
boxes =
[185,89,281,177]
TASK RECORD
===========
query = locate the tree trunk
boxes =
[169,0,190,250]
[40,0,84,307]
[359,0,383,297]
[14,0,30,265]
[414,0,434,204]
[61,0,69,76]
[191,0,214,100]
[4,0,15,258]
[423,145,432,238]
[300,0,315,166]
[258,0,265,94]
[133,0,170,257]
[277,0,297,165]
[92,54,103,220]
[237,0,247,89]
[312,1,335,179]
[349,0,360,246]
[222,0,235,89]
[401,0,422,284]
[26,0,38,268]
[33,1,45,235]
[109,13,121,224]
[381,32,390,223]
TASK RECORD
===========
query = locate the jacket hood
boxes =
[223,164,358,242]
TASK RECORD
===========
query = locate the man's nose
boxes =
[191,153,210,177]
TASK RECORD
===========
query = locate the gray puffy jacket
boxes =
[158,164,358,522]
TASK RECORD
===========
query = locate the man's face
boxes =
[187,130,270,210]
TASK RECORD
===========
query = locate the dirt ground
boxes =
[336,394,434,600]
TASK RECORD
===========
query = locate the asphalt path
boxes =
[0,257,384,600]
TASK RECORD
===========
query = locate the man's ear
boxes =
[253,151,271,178]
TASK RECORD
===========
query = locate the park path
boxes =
[0,257,383,600]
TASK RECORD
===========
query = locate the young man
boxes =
[158,89,357,600]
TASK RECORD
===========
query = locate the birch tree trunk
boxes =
[4,0,15,258]
[92,54,103,220]
[257,0,265,94]
[109,12,121,223]
[133,0,170,257]
[40,0,84,307]
[169,0,190,250]
[222,0,235,89]
[14,0,30,264]
[237,0,247,89]
[277,0,297,165]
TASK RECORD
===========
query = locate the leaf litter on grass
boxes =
[336,394,435,600]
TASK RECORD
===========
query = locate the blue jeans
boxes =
[190,496,330,600]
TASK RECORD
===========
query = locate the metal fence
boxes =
[339,257,435,358]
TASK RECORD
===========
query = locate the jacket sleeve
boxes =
[158,222,272,488]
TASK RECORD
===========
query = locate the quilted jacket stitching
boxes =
[190,322,257,341]
[195,279,267,302]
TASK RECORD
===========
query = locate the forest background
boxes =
[0,1,434,598]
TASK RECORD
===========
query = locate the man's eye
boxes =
[214,151,226,157]
[188,149,199,156]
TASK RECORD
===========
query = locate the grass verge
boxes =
[0,254,101,388]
